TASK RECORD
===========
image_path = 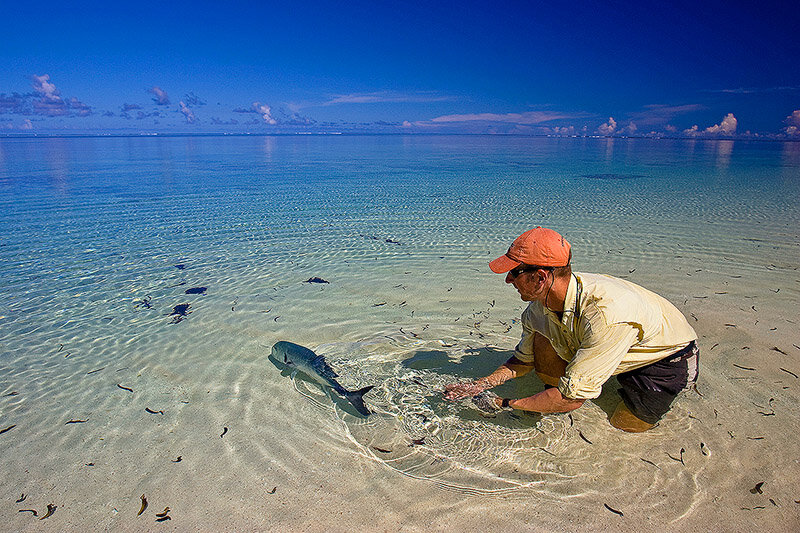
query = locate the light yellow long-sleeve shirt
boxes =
[514,272,697,400]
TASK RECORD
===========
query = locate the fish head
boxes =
[270,341,296,366]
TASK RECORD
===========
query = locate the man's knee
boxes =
[610,401,655,433]
[532,333,567,381]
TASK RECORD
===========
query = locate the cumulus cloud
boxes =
[704,113,737,134]
[0,75,93,118]
[550,126,576,135]
[597,117,617,135]
[784,110,800,136]
[121,103,142,112]
[683,125,700,136]
[149,86,170,105]
[31,74,68,116]
[21,118,33,130]
[251,102,277,124]
[179,101,196,123]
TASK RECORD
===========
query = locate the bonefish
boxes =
[271,341,374,416]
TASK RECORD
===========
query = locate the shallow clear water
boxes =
[1,135,799,529]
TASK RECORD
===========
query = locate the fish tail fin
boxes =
[345,385,375,417]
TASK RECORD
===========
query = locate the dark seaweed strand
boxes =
[0,424,16,435]
[779,367,799,379]
[604,503,624,516]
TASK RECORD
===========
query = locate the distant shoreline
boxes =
[1,131,798,143]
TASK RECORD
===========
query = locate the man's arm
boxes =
[443,356,534,400]
[498,386,584,413]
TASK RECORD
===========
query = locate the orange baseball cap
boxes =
[489,227,571,273]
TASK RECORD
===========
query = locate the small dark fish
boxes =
[747,436,765,440]
[371,302,387,307]
[700,442,710,456]
[732,364,756,371]
[156,515,171,522]
[19,509,38,516]
[385,238,401,244]
[4,391,18,396]
[267,487,277,494]
[16,493,26,503]
[117,384,134,392]
[710,343,719,350]
[779,368,799,379]
[220,427,228,438]
[409,438,426,447]
[156,507,171,518]
[138,494,148,516]
[145,408,164,415]
[725,323,737,328]
[750,482,765,494]
[169,303,191,322]
[0,424,16,435]
[65,419,87,424]
[578,430,593,444]
[604,503,624,516]
[86,367,105,375]
[172,456,182,463]
[771,347,788,355]
[184,287,207,295]
[39,504,56,520]
[175,264,186,270]
[304,277,329,284]
[85,462,94,466]
[372,446,392,453]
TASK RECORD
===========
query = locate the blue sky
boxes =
[2,0,799,137]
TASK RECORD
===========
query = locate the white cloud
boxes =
[31,74,61,102]
[179,101,196,123]
[149,86,170,105]
[597,117,617,135]
[683,125,700,136]
[251,102,277,124]
[21,119,33,130]
[430,111,574,125]
[704,113,737,134]
[786,110,800,127]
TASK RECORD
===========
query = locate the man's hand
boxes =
[443,379,489,400]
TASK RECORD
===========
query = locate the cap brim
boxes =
[489,254,521,274]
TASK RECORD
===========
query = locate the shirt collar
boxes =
[542,273,579,327]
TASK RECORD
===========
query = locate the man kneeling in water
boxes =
[444,227,699,432]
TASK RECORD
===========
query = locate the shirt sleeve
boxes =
[558,322,640,400]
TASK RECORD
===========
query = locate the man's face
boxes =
[505,265,549,301]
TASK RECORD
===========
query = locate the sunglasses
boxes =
[508,265,553,278]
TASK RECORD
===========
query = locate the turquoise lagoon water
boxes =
[1,135,799,528]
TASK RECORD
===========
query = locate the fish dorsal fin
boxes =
[312,354,338,377]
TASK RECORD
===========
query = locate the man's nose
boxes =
[505,272,514,284]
